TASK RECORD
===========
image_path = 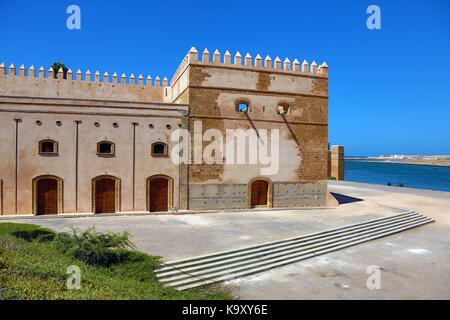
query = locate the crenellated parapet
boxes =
[169,47,329,103]
[0,62,169,87]
[0,62,171,103]
[171,47,328,84]
[1,46,328,104]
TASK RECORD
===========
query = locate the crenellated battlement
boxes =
[171,47,328,85]
[0,62,169,87]
[1,46,327,104]
[0,62,172,103]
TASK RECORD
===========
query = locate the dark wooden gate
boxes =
[251,180,268,207]
[37,178,58,214]
[149,178,169,212]
[95,178,116,213]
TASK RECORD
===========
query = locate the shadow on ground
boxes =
[330,192,363,205]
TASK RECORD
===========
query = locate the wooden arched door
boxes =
[94,177,117,213]
[148,177,169,212]
[36,178,58,215]
[251,180,269,207]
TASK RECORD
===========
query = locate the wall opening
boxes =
[248,177,273,209]
[32,175,63,215]
[92,175,120,213]
[97,141,115,156]
[151,142,168,156]
[235,99,251,113]
[277,103,290,115]
[147,175,173,212]
[39,139,58,154]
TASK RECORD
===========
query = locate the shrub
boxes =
[53,226,136,267]
[0,223,232,299]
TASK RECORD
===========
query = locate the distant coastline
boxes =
[344,159,450,192]
[346,157,450,167]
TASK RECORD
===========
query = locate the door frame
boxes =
[247,177,273,209]
[91,175,121,213]
[146,174,173,212]
[32,175,63,215]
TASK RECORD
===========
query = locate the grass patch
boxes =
[0,223,233,300]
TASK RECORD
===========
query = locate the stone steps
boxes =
[154,212,434,290]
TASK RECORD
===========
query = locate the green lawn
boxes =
[0,223,233,300]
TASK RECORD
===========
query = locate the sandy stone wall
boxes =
[331,145,345,181]
[0,47,328,214]
[171,48,329,209]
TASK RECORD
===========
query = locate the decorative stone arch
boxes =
[146,174,173,212]
[247,177,273,209]
[91,175,121,213]
[32,174,63,215]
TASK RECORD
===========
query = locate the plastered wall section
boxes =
[0,96,188,215]
[0,74,165,103]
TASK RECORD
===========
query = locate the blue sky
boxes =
[0,0,449,156]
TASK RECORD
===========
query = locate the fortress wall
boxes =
[0,97,188,215]
[179,49,328,209]
[0,47,328,213]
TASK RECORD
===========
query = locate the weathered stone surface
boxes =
[0,47,328,214]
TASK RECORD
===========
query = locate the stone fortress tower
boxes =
[0,47,329,215]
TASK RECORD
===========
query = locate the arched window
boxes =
[235,99,251,113]
[39,139,58,154]
[277,103,290,115]
[97,141,115,156]
[151,142,168,156]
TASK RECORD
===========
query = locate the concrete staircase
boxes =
[155,211,434,290]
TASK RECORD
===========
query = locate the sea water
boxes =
[344,161,450,192]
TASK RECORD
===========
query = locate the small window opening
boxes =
[238,103,249,113]
[97,141,115,155]
[39,140,57,154]
[42,142,54,153]
[277,104,289,115]
[151,142,168,156]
